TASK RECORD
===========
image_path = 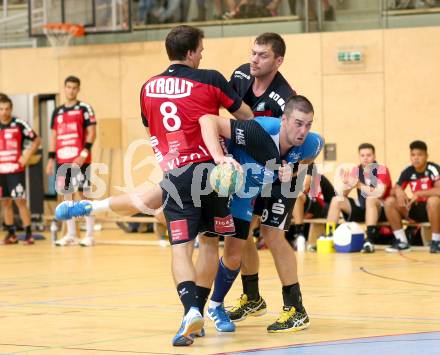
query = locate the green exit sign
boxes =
[337,51,363,63]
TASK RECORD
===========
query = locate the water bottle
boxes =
[296,235,306,252]
[50,220,58,244]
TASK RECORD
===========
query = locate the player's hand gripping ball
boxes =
[209,163,244,196]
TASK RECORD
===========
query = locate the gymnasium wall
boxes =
[0,26,439,194]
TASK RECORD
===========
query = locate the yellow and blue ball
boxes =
[209,163,244,196]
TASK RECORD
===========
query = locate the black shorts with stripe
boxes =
[161,161,235,245]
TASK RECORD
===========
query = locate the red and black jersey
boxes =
[50,101,96,164]
[357,163,392,207]
[230,63,296,117]
[397,162,440,202]
[140,64,242,172]
[0,117,38,174]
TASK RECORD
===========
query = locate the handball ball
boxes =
[209,163,244,196]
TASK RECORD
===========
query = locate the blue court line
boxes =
[216,332,440,355]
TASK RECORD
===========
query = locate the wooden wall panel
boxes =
[322,30,384,75]
[283,33,322,135]
[0,47,58,94]
[384,26,440,182]
[202,36,254,78]
[120,41,167,123]
[120,117,161,189]
[322,73,385,168]
[57,44,121,120]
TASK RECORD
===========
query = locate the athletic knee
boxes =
[14,199,27,208]
[198,236,218,253]
[366,197,378,208]
[330,195,346,208]
[384,196,396,210]
[1,199,12,208]
[260,226,282,249]
[427,196,440,210]
[223,253,242,270]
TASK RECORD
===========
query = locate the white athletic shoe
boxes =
[79,236,95,247]
[55,235,79,246]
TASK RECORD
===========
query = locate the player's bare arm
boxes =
[199,114,233,140]
[19,136,41,167]
[231,102,253,120]
[199,114,241,171]
[46,128,57,175]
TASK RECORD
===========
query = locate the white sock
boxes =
[85,216,95,237]
[91,198,110,213]
[208,300,222,309]
[67,219,77,237]
[432,233,440,242]
[393,229,408,244]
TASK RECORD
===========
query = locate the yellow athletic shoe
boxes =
[267,306,310,333]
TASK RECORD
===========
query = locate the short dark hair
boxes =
[410,140,427,152]
[0,94,13,108]
[255,32,286,58]
[358,143,375,154]
[165,25,204,61]
[284,95,314,117]
[64,76,81,86]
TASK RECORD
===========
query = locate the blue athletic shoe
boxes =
[55,200,92,220]
[172,307,204,346]
[207,304,236,332]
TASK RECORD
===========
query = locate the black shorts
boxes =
[304,195,328,218]
[161,162,235,245]
[0,172,26,199]
[342,197,365,222]
[408,202,428,222]
[241,183,295,239]
[342,197,387,223]
[56,163,91,194]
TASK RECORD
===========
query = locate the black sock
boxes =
[242,273,260,301]
[282,283,304,312]
[25,225,32,236]
[196,286,210,316]
[6,225,15,236]
[294,224,305,236]
[366,225,379,243]
[177,281,198,315]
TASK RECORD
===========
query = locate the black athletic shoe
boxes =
[227,294,267,322]
[361,240,375,253]
[385,240,411,253]
[267,306,310,333]
[430,240,440,253]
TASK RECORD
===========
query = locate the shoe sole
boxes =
[182,316,204,338]
[172,335,193,346]
[267,320,310,333]
[385,249,411,253]
[231,307,267,322]
[55,242,79,247]
[80,243,95,247]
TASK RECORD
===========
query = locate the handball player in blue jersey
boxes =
[199,95,323,333]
